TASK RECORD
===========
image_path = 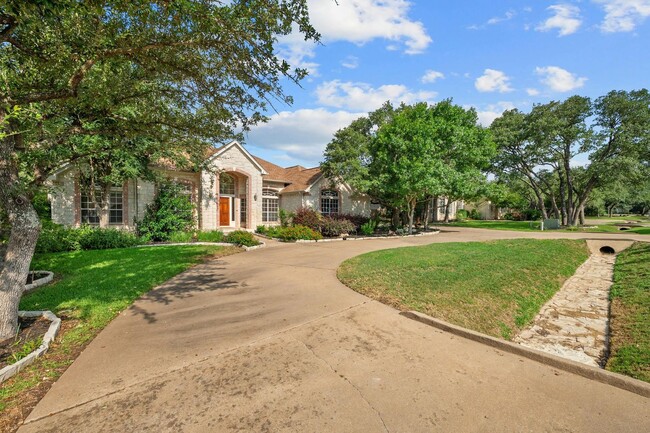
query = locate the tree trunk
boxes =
[550,195,560,220]
[443,200,452,223]
[390,207,400,230]
[0,123,42,340]
[407,198,416,234]
[423,198,430,230]
[579,205,585,225]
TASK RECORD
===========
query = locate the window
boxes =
[219,173,235,195]
[320,189,339,216]
[80,189,100,225]
[240,197,247,224]
[262,188,279,222]
[109,186,123,224]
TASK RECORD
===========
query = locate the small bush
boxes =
[279,209,294,228]
[274,225,322,242]
[255,225,268,235]
[456,209,469,221]
[469,209,481,220]
[319,217,355,237]
[136,182,196,241]
[36,224,142,253]
[360,219,378,236]
[169,231,194,243]
[331,213,369,230]
[292,207,322,231]
[197,230,224,242]
[225,230,259,247]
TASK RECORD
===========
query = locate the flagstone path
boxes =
[514,240,634,367]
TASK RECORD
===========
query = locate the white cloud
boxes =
[469,10,516,29]
[421,70,445,83]
[526,88,541,96]
[245,109,363,164]
[473,102,517,127]
[341,55,359,69]
[535,66,587,92]
[474,69,514,93]
[596,0,650,32]
[536,4,582,36]
[279,0,432,74]
[315,80,437,112]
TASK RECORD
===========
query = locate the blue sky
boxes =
[243,0,650,168]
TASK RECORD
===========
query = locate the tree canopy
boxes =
[0,0,318,339]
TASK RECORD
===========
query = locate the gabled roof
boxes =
[253,156,323,193]
[206,141,267,174]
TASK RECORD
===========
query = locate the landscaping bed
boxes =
[606,242,650,382]
[0,244,240,432]
[0,317,50,370]
[338,239,589,340]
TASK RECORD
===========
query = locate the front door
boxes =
[219,197,230,226]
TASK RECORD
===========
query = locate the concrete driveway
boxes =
[19,228,650,432]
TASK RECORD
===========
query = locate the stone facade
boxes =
[48,141,373,231]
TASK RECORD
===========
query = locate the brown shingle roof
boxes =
[253,156,322,193]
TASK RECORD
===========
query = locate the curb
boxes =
[0,311,62,384]
[261,230,440,243]
[401,310,650,398]
[134,241,266,251]
[24,271,54,294]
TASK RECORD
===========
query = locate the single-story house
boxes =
[48,141,375,231]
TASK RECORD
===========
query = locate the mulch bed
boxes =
[25,272,50,285]
[0,317,50,370]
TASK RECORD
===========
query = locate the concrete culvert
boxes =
[619,227,630,231]
[600,246,616,254]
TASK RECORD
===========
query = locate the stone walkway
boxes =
[514,240,633,367]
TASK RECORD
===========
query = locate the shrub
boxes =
[169,231,194,243]
[319,216,355,237]
[225,230,259,247]
[36,224,141,253]
[274,225,322,242]
[255,225,268,235]
[469,209,481,220]
[360,219,378,236]
[197,230,224,242]
[292,207,322,231]
[279,209,294,228]
[331,213,369,230]
[456,209,469,221]
[136,182,196,241]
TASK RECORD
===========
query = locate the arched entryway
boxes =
[217,171,251,229]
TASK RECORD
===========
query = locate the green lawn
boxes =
[338,239,589,340]
[444,219,650,234]
[606,242,650,382]
[1,245,239,417]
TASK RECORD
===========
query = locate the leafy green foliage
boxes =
[256,225,322,241]
[360,219,378,236]
[36,223,142,253]
[136,183,196,241]
[224,230,259,247]
[279,209,294,228]
[196,230,225,243]
[9,338,41,364]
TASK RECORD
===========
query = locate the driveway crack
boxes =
[293,336,390,433]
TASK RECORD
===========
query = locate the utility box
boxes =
[542,219,561,230]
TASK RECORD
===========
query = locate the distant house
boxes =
[463,199,503,220]
[48,141,374,231]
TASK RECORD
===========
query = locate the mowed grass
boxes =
[606,242,650,382]
[338,239,589,340]
[446,219,650,234]
[1,245,239,416]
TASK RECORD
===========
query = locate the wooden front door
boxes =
[219,197,230,226]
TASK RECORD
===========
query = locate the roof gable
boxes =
[206,141,267,174]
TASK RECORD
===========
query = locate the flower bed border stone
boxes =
[0,311,61,384]
[24,271,54,294]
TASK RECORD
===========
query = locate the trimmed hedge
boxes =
[256,225,322,241]
[319,217,355,237]
[225,230,260,247]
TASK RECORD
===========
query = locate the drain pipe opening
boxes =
[599,246,616,254]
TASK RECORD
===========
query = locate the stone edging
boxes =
[257,229,440,243]
[401,310,650,398]
[24,271,54,294]
[134,241,266,252]
[0,311,62,384]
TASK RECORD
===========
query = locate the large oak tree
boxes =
[0,0,318,339]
